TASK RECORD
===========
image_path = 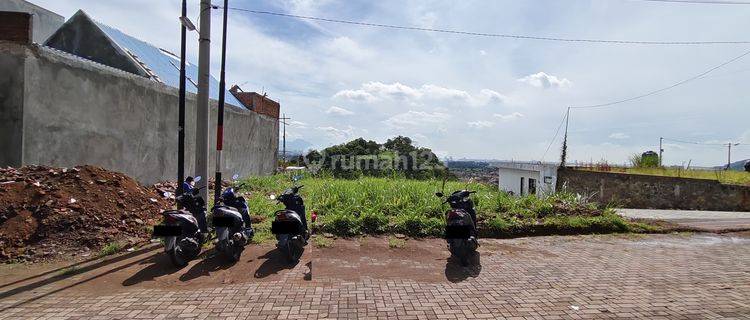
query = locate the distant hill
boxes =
[714,158,750,171]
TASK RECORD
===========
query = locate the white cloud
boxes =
[324,37,374,62]
[326,106,355,116]
[333,89,376,102]
[289,121,308,129]
[361,82,423,100]
[467,120,494,129]
[316,125,355,140]
[334,82,507,107]
[517,72,572,89]
[383,111,450,127]
[493,112,524,121]
[609,132,630,139]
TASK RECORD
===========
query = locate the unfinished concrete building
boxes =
[0,5,278,184]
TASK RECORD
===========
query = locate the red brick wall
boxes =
[229,86,280,119]
[0,12,32,44]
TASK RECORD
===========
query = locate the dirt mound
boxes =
[0,165,171,263]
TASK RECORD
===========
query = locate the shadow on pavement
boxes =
[121,253,184,286]
[178,251,236,282]
[253,248,298,279]
[444,251,482,283]
[0,252,154,313]
[0,245,158,300]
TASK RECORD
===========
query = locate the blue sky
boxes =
[34,0,750,166]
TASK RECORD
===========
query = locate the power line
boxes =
[541,110,568,162]
[626,0,750,4]
[570,48,750,109]
[662,137,727,145]
[216,6,750,45]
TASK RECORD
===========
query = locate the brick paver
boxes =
[1,233,749,319]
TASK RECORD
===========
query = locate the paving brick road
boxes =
[618,209,750,232]
[1,233,749,319]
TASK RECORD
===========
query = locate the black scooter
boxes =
[211,174,252,262]
[153,177,208,268]
[270,175,308,263]
[436,188,479,266]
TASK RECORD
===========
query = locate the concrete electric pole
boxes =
[659,137,663,167]
[195,0,211,202]
[279,114,290,164]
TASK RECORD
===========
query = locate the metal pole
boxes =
[214,0,229,204]
[195,0,211,202]
[177,0,187,196]
[659,137,663,167]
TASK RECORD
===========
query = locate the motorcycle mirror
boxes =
[194,176,202,182]
[435,192,444,197]
[269,194,276,200]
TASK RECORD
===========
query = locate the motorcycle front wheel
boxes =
[222,241,243,263]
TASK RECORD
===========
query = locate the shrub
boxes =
[393,213,443,237]
[359,211,389,234]
[322,212,360,236]
[487,216,515,234]
[98,242,122,257]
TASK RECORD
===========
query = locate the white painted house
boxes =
[497,162,558,197]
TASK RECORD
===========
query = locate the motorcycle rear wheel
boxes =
[169,247,189,268]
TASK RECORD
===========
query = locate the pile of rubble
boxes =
[0,165,171,262]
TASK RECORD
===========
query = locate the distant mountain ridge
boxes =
[714,158,749,171]
[280,139,313,156]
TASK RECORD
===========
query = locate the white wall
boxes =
[498,167,557,197]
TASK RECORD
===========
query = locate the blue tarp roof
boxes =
[93,20,244,109]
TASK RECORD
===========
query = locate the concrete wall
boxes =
[557,169,750,211]
[0,41,278,184]
[0,0,64,44]
[0,43,26,167]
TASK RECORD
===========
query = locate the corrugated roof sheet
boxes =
[93,20,244,109]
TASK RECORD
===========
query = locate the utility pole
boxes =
[560,107,570,168]
[659,137,663,167]
[177,0,188,196]
[725,142,740,170]
[213,0,229,204]
[279,114,290,164]
[195,0,211,202]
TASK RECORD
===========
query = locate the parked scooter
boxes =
[270,175,308,263]
[211,174,253,262]
[153,176,208,268]
[436,184,479,266]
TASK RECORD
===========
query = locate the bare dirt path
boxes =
[1,233,749,319]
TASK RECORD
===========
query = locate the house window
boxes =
[520,177,525,195]
[529,178,537,195]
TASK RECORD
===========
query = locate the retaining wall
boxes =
[557,168,750,211]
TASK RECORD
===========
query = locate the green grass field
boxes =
[580,167,750,186]
[237,173,659,239]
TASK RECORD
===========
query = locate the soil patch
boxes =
[0,165,170,263]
